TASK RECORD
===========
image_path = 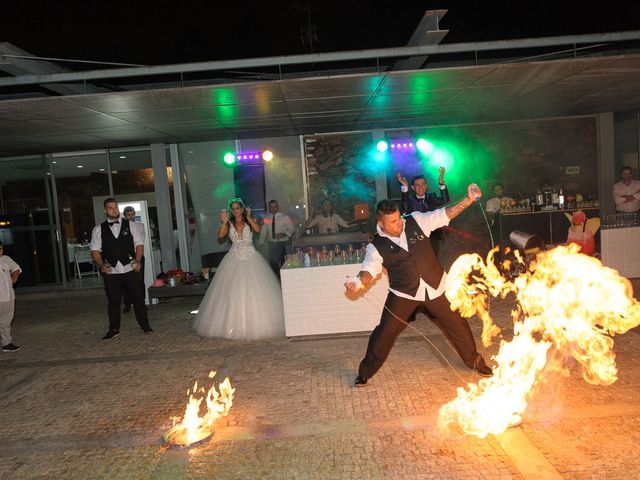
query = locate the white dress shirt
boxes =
[307,213,349,234]
[613,180,640,212]
[400,184,447,194]
[90,219,144,274]
[0,255,21,302]
[259,212,295,244]
[485,196,514,214]
[360,209,450,301]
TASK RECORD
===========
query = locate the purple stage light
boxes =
[389,140,416,151]
[231,150,274,164]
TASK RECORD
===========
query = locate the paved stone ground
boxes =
[1,283,639,480]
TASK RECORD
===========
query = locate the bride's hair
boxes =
[228,198,249,225]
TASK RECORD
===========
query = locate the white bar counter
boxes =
[281,263,389,337]
[601,226,640,278]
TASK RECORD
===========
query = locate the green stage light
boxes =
[223,152,236,166]
[376,140,389,153]
[416,138,434,155]
[432,149,448,164]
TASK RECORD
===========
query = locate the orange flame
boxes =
[439,244,640,438]
[165,370,235,446]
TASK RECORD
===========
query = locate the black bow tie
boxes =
[108,220,120,226]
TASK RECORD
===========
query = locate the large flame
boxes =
[439,244,640,438]
[164,370,235,446]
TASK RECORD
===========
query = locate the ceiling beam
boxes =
[0,31,639,89]
[392,9,449,71]
[0,42,100,95]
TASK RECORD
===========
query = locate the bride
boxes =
[193,198,285,340]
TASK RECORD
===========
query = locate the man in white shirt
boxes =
[345,184,492,387]
[305,199,354,235]
[0,241,21,352]
[259,199,295,279]
[90,198,153,340]
[485,183,514,215]
[613,166,640,213]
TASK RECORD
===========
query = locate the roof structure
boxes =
[1,9,639,157]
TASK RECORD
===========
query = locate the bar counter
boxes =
[292,232,370,249]
[281,261,388,337]
[498,206,599,246]
[601,226,640,278]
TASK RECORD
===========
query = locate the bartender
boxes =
[305,199,359,235]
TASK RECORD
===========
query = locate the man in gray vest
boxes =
[345,184,491,387]
[90,198,153,340]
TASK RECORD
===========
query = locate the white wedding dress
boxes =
[193,223,285,340]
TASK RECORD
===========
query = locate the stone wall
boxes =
[304,132,376,227]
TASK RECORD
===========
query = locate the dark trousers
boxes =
[358,292,479,379]
[122,256,145,306]
[268,240,287,279]
[104,271,150,332]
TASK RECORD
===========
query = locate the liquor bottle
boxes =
[543,184,552,205]
[536,190,544,205]
[558,189,565,209]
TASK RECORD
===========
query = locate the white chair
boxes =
[74,245,99,278]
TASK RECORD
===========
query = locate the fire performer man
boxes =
[345,184,492,387]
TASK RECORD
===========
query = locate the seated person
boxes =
[305,199,360,235]
[485,183,514,219]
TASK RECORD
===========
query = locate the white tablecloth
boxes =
[601,227,640,278]
[281,263,389,336]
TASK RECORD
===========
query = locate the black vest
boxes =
[371,215,444,296]
[100,219,135,267]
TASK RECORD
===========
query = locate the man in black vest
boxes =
[90,198,153,340]
[345,184,491,387]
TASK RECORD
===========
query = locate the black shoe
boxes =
[472,355,493,377]
[354,375,368,387]
[142,327,154,334]
[122,305,131,313]
[102,330,120,340]
[2,343,21,352]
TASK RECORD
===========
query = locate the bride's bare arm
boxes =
[217,222,229,242]
[246,208,261,233]
[218,209,230,242]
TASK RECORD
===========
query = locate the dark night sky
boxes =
[1,0,640,67]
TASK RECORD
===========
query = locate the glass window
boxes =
[50,152,110,283]
[0,155,58,285]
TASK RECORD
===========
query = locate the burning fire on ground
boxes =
[164,371,235,446]
[439,244,640,438]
